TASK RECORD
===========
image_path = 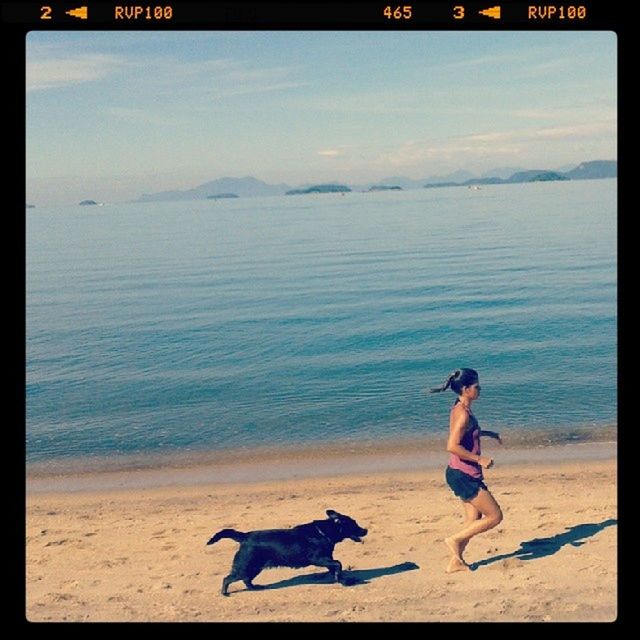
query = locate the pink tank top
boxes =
[448,407,483,479]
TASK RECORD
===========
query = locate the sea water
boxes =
[26,180,617,467]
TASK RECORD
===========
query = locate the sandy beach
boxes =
[26,443,617,622]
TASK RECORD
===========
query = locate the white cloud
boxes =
[458,121,615,145]
[317,144,354,158]
[376,140,522,168]
[533,122,615,139]
[213,81,310,98]
[463,132,513,143]
[26,53,124,92]
[223,65,303,82]
[372,118,616,169]
[136,58,309,99]
[105,107,178,127]
[25,44,308,100]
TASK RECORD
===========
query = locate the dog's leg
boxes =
[315,558,343,583]
[221,574,235,596]
[244,579,265,591]
[242,563,265,591]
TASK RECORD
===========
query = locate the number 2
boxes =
[40,6,52,19]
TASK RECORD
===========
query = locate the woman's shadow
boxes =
[469,518,617,571]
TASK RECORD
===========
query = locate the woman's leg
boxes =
[446,500,481,573]
[445,489,502,571]
[460,501,482,554]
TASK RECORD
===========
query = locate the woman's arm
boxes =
[479,430,502,444]
[447,407,493,468]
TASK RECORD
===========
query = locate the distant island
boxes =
[207,193,239,200]
[425,161,613,189]
[79,199,99,206]
[26,204,35,209]
[134,160,616,203]
[286,184,352,195]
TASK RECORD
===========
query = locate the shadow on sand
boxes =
[469,518,617,571]
[238,561,420,592]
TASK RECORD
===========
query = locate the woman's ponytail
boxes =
[427,369,460,394]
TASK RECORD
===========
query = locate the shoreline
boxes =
[26,438,616,494]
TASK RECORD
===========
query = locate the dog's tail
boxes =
[206,528,248,545]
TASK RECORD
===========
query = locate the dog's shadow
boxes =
[241,561,420,592]
[469,518,617,571]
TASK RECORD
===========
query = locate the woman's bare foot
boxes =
[446,555,471,573]
[444,536,464,560]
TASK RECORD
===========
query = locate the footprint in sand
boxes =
[99,557,129,568]
[45,539,69,547]
[62,580,80,589]
[50,593,81,604]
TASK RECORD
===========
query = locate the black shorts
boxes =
[446,466,487,501]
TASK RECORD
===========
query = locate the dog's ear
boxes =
[326,510,340,520]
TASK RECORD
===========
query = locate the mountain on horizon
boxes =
[135,160,616,202]
[423,170,475,185]
[480,166,525,180]
[553,163,578,174]
[137,176,291,202]
[565,160,617,180]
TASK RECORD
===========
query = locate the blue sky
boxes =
[26,31,616,205]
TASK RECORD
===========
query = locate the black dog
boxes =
[206,509,368,596]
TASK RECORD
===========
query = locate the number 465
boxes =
[383,6,413,19]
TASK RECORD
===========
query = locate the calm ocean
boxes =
[26,180,617,468]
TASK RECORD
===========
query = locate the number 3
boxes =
[453,5,465,19]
